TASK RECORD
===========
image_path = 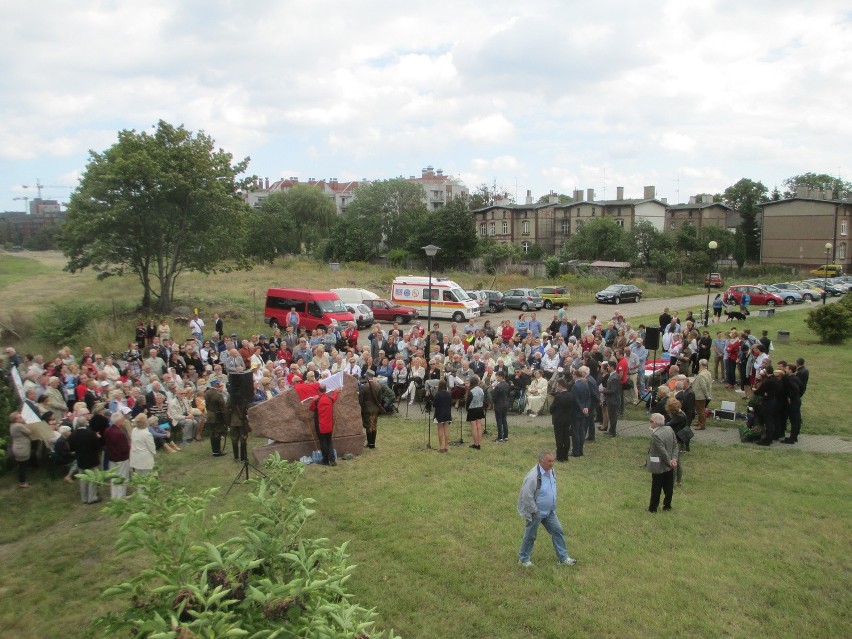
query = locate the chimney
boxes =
[437,169,443,176]
[689,195,696,204]
[643,185,656,199]
[616,186,624,200]
[265,177,269,189]
[410,175,415,179]
[823,189,831,200]
[587,188,595,201]
[549,194,559,204]
[572,189,582,201]
[525,189,533,205]
[661,197,667,204]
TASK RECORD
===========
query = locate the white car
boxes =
[345,303,374,329]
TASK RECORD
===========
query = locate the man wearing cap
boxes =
[358,370,382,449]
[204,378,227,456]
[103,412,131,499]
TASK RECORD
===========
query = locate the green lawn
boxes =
[0,254,53,289]
[2,416,849,639]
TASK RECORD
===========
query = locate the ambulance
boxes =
[391,276,480,322]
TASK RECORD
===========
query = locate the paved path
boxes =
[393,402,852,453]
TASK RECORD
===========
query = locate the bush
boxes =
[34,302,103,347]
[387,248,411,269]
[544,256,561,279]
[85,455,399,639]
[805,301,852,344]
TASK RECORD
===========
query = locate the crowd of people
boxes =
[4,301,809,510]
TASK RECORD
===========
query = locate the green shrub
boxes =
[84,455,399,639]
[387,248,411,269]
[805,302,852,344]
[544,256,561,279]
[34,302,102,347]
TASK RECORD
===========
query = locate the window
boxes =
[591,207,596,216]
[670,221,676,230]
[615,218,625,228]
[561,219,569,235]
[575,220,584,231]
[502,221,508,235]
[479,223,487,236]
[522,220,530,235]
[522,242,530,254]
[842,220,848,236]
[490,222,495,235]
[840,243,847,259]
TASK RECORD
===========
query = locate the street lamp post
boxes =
[422,244,441,362]
[704,240,718,326]
[823,242,832,305]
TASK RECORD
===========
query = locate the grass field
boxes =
[1,415,850,639]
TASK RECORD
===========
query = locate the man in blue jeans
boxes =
[517,451,577,567]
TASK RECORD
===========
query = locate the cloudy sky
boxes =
[1,0,850,213]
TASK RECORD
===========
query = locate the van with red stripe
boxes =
[391,276,480,323]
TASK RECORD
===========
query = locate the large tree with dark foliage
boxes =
[723,178,767,262]
[61,121,251,311]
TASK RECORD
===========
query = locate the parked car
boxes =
[363,298,418,323]
[826,277,852,292]
[801,279,844,297]
[595,284,643,304]
[810,264,844,277]
[723,285,783,307]
[772,282,821,302]
[758,284,803,305]
[345,303,374,329]
[479,290,506,313]
[704,272,724,288]
[502,288,544,311]
[535,286,571,309]
[465,290,489,314]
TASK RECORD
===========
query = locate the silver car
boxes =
[502,288,544,311]
[772,282,821,302]
[345,303,374,328]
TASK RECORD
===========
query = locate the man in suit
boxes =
[570,369,590,456]
[549,376,573,461]
[601,362,621,437]
[646,412,679,512]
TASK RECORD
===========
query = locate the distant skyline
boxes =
[1,1,850,214]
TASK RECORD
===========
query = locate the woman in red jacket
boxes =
[309,384,339,466]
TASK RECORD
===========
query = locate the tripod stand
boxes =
[225,402,266,496]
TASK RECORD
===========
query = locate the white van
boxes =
[330,288,381,305]
[391,276,480,322]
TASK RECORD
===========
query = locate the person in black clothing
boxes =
[782,364,803,444]
[68,421,102,504]
[659,307,672,331]
[432,380,453,453]
[491,371,512,442]
[755,366,782,446]
[665,398,688,485]
[795,358,809,396]
[509,369,531,413]
[550,377,573,460]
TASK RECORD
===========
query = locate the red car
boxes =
[723,285,783,307]
[363,298,418,323]
[704,272,724,288]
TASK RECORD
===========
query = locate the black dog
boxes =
[725,310,748,322]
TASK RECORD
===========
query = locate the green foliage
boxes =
[245,192,299,263]
[324,211,381,263]
[723,178,766,262]
[279,184,338,253]
[34,302,101,347]
[60,120,253,312]
[0,368,18,468]
[526,243,546,260]
[805,299,852,344]
[783,172,851,199]
[84,456,398,639]
[22,225,60,250]
[386,248,411,269]
[629,219,662,269]
[536,193,573,204]
[733,227,747,269]
[406,198,479,268]
[562,217,631,262]
[544,255,561,279]
[481,238,520,274]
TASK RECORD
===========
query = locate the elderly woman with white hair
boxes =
[525,370,549,417]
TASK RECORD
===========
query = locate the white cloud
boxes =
[460,115,515,144]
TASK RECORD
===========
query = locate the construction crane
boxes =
[21,178,71,200]
[12,196,30,212]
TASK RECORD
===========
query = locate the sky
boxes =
[1,0,850,214]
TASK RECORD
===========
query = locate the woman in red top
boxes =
[500,320,515,344]
[309,384,339,466]
[725,331,741,389]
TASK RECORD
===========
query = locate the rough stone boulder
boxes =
[248,375,364,463]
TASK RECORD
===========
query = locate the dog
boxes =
[725,310,748,322]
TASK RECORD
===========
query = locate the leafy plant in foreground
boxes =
[83,455,398,638]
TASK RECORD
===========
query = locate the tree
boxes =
[245,193,298,263]
[344,178,428,253]
[723,178,767,262]
[629,219,664,269]
[61,121,251,311]
[733,227,747,269]
[467,182,515,210]
[279,184,337,253]
[406,197,479,268]
[561,217,631,262]
[537,193,573,204]
[324,211,380,263]
[481,237,520,274]
[783,172,851,200]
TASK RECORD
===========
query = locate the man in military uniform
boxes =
[226,392,249,462]
[205,378,227,457]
